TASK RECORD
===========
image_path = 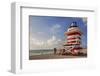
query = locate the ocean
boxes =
[29,49,54,56]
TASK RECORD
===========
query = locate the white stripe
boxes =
[67,35,81,39]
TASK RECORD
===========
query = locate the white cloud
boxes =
[82,18,87,26]
[50,24,61,34]
[47,36,56,45]
[30,35,63,50]
[37,31,45,35]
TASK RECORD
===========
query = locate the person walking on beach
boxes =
[54,48,57,55]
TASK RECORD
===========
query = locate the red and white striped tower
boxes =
[64,22,83,55]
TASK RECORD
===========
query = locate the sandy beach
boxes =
[29,54,87,60]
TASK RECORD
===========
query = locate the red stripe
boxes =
[67,32,81,36]
[67,38,76,40]
[67,41,76,43]
[73,48,82,50]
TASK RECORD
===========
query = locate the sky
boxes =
[29,15,87,50]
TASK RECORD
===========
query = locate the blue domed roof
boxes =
[69,22,78,28]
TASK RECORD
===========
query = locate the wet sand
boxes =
[29,54,87,60]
